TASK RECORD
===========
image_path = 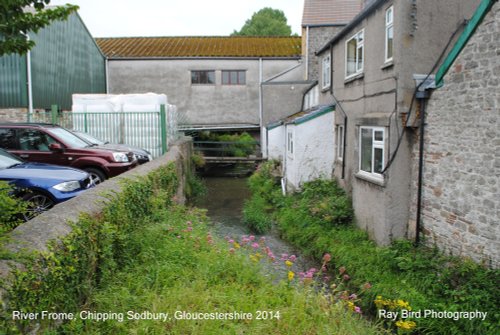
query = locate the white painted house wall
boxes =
[276,108,335,191]
[267,124,285,160]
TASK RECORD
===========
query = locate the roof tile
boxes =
[96,36,302,58]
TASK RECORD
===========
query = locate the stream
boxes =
[195,177,319,282]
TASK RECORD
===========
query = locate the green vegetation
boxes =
[0,181,26,235]
[244,161,500,335]
[1,161,382,334]
[197,131,258,157]
[231,7,293,37]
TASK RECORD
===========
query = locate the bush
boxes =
[0,181,26,234]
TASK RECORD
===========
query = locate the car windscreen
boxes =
[46,128,90,149]
[0,149,22,169]
[74,131,106,145]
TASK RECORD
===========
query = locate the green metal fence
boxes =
[27,104,175,158]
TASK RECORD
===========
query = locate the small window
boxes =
[18,129,55,152]
[191,70,215,84]
[385,6,394,62]
[222,70,246,85]
[0,128,17,150]
[346,30,364,78]
[337,125,344,160]
[322,55,331,89]
[359,127,385,178]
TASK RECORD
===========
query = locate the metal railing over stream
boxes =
[193,140,264,164]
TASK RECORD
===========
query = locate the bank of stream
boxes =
[195,176,319,282]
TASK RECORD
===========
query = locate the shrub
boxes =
[0,181,26,234]
[242,195,272,233]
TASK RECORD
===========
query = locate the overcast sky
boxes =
[48,0,304,38]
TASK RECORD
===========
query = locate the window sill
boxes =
[355,171,386,187]
[321,86,331,93]
[381,60,394,70]
[344,73,364,85]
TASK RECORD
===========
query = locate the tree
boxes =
[0,0,78,56]
[232,7,292,36]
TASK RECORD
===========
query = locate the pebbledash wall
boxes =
[410,2,500,268]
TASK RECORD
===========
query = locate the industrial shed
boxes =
[0,10,106,121]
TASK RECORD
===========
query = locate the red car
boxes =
[0,123,138,184]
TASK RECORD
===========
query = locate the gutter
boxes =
[435,0,497,86]
[316,0,387,55]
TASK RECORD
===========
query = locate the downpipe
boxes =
[415,91,429,246]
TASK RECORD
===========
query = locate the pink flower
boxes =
[343,274,351,281]
[354,306,362,314]
[289,255,297,262]
[322,253,332,263]
[259,237,266,242]
[251,242,260,249]
[349,293,357,300]
[228,239,235,244]
[229,248,235,254]
[249,235,256,241]
[363,282,372,290]
[281,253,288,260]
[186,221,192,226]
[186,227,193,232]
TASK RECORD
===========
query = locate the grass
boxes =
[55,205,385,335]
[242,161,500,335]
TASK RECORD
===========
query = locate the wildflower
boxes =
[288,271,295,281]
[259,236,266,242]
[349,293,357,300]
[285,260,293,267]
[322,253,332,263]
[251,242,260,249]
[343,274,350,281]
[186,221,192,226]
[229,248,235,254]
[362,282,372,290]
[289,255,297,262]
[354,306,362,314]
[249,235,256,241]
[346,301,355,311]
[186,227,193,232]
[339,266,346,274]
[396,299,412,311]
[233,242,241,249]
[228,239,235,244]
[395,320,416,331]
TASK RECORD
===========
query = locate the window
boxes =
[345,30,364,78]
[191,70,215,84]
[337,125,344,160]
[18,129,57,151]
[222,70,246,85]
[0,128,16,150]
[385,6,394,62]
[287,130,294,156]
[322,55,331,89]
[359,127,385,178]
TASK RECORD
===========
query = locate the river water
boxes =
[195,177,319,282]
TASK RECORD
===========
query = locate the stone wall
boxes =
[410,2,500,268]
[0,108,28,122]
[303,26,344,81]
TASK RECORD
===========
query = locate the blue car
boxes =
[0,148,94,220]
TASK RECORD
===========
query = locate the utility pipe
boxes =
[415,91,429,246]
[26,35,33,117]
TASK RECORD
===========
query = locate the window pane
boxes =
[360,128,372,172]
[374,148,384,173]
[346,39,357,75]
[374,130,384,141]
[207,71,215,84]
[0,129,16,149]
[238,71,246,84]
[386,26,393,60]
[192,71,214,84]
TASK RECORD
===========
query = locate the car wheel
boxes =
[85,168,106,185]
[22,192,55,221]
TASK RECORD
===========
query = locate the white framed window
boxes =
[322,55,331,89]
[287,130,294,156]
[359,127,385,179]
[385,6,394,62]
[337,125,344,160]
[345,30,364,78]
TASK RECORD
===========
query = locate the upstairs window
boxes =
[359,127,385,179]
[345,30,364,78]
[191,70,215,84]
[322,55,331,89]
[385,6,394,62]
[222,70,246,85]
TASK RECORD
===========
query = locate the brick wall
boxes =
[410,2,500,268]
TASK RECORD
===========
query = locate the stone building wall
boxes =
[0,108,28,122]
[410,2,500,267]
[303,26,344,80]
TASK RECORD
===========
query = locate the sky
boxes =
[48,0,304,38]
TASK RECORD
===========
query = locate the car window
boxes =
[46,127,89,149]
[74,131,106,145]
[0,149,22,169]
[0,128,17,150]
[18,129,56,152]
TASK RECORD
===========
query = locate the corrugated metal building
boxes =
[0,11,106,112]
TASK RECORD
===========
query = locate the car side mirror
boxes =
[49,143,64,152]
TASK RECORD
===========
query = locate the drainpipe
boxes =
[105,57,110,93]
[259,58,264,157]
[26,35,33,117]
[414,90,429,246]
[305,26,309,80]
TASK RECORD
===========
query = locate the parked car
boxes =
[0,123,138,184]
[71,130,153,164]
[0,148,94,220]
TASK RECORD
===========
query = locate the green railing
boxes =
[193,140,261,158]
[27,104,175,158]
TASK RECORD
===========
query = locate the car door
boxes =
[14,129,68,166]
